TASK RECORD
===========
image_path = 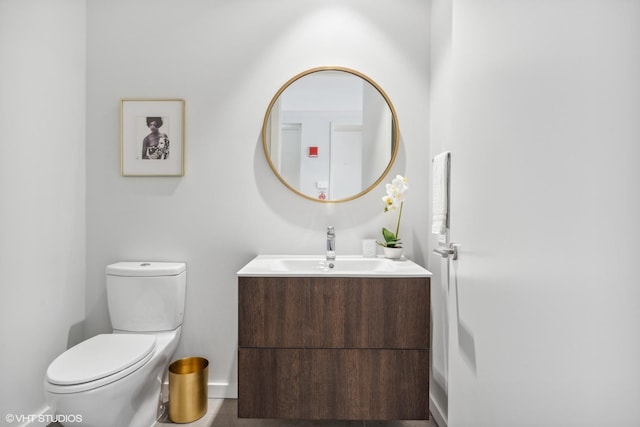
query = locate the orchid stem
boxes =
[395,201,403,239]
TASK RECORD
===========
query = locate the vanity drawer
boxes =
[238,348,429,420]
[238,276,430,349]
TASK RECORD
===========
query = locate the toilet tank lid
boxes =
[106,262,186,277]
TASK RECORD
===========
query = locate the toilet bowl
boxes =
[44,262,186,427]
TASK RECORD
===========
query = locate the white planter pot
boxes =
[383,247,404,259]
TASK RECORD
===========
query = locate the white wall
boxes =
[85,0,430,397]
[428,0,453,425]
[0,0,86,421]
[432,1,640,426]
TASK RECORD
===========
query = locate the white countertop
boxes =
[237,254,432,278]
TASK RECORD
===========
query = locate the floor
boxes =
[154,399,437,427]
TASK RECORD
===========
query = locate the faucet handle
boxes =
[327,226,335,235]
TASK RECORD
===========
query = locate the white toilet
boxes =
[45,262,186,427]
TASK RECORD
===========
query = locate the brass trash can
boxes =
[168,357,208,423]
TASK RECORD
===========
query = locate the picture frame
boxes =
[120,99,185,176]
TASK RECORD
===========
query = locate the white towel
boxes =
[432,151,450,234]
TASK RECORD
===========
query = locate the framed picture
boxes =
[121,99,185,176]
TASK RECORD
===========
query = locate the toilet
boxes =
[45,262,186,427]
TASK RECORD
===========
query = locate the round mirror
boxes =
[262,67,399,202]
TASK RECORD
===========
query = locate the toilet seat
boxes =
[46,334,156,394]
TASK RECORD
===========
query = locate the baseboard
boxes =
[31,384,236,427]
[208,381,237,399]
[429,394,448,427]
[162,380,237,399]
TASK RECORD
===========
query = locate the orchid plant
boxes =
[378,175,408,248]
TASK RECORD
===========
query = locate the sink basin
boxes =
[237,255,431,278]
[272,257,395,273]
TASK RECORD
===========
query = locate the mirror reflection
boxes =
[262,67,399,202]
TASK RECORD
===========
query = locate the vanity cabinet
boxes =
[238,276,430,420]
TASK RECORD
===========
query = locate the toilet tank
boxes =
[106,262,186,332]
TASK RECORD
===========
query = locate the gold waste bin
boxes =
[168,357,208,423]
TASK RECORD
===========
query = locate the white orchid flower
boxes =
[392,175,409,193]
[382,194,399,212]
[379,175,408,247]
[385,175,408,205]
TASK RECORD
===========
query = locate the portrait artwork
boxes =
[121,99,184,176]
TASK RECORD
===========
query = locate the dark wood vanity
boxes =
[238,276,430,420]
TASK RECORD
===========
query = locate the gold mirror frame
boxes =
[262,66,400,203]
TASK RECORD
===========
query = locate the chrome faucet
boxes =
[326,226,336,264]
